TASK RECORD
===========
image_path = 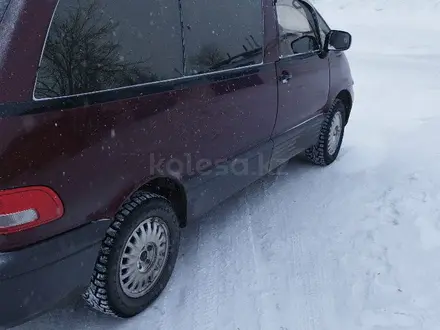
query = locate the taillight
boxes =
[0,186,64,234]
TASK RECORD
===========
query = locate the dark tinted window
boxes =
[181,0,263,75]
[35,0,183,99]
[0,0,11,21]
[276,0,320,56]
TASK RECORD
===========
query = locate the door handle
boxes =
[279,70,292,84]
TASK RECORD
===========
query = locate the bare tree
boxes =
[35,0,157,98]
[188,44,226,73]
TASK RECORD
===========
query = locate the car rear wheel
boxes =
[304,98,346,166]
[83,192,180,317]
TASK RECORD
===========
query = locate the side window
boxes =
[276,0,320,57]
[34,0,183,99]
[181,0,263,75]
[316,12,331,46]
[0,0,11,21]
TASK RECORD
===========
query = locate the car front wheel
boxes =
[305,98,346,166]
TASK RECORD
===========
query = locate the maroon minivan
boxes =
[0,0,354,327]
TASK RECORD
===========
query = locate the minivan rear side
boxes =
[0,0,353,327]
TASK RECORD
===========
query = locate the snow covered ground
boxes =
[14,1,440,329]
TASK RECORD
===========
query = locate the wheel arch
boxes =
[138,176,188,228]
[336,89,353,125]
[120,176,188,228]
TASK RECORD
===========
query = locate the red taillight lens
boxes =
[0,186,64,234]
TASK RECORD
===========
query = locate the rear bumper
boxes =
[0,220,110,328]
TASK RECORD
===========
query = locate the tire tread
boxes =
[305,98,345,166]
[83,192,168,316]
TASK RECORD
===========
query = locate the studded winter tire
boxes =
[305,98,346,166]
[83,192,180,317]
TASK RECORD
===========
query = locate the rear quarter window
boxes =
[34,0,183,99]
[0,0,11,21]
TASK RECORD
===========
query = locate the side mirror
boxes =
[325,30,352,51]
[290,35,319,54]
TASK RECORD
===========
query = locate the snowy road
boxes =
[14,2,440,330]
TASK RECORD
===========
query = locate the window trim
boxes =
[33,62,265,102]
[278,49,320,60]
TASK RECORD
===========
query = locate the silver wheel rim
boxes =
[327,111,343,156]
[119,217,170,298]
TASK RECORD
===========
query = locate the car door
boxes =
[179,0,278,217]
[270,0,330,169]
